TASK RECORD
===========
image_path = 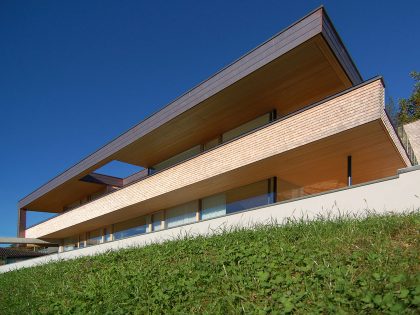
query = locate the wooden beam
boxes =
[17,208,26,238]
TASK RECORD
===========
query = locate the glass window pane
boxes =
[277,178,305,202]
[78,234,86,248]
[86,229,102,247]
[166,201,197,228]
[152,145,201,172]
[226,179,274,214]
[152,211,164,231]
[63,236,78,251]
[114,216,148,240]
[201,193,226,220]
[222,113,271,142]
[104,227,113,242]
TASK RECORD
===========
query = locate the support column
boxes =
[17,208,27,238]
[196,200,201,222]
[146,215,152,233]
[272,177,278,203]
[347,155,352,186]
[59,242,64,253]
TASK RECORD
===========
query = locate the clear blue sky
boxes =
[0,1,419,237]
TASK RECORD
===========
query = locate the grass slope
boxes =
[0,212,419,314]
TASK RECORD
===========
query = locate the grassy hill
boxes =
[0,212,419,314]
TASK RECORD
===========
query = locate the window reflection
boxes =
[63,236,78,252]
[86,229,102,247]
[114,216,148,240]
[166,201,197,228]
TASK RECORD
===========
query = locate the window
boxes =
[78,234,86,248]
[226,178,275,214]
[86,229,103,247]
[200,178,275,220]
[104,226,113,242]
[222,112,272,143]
[166,201,198,228]
[151,145,201,173]
[113,216,148,240]
[201,193,226,220]
[63,236,78,252]
[152,211,164,231]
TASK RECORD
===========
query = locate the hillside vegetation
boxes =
[0,212,419,314]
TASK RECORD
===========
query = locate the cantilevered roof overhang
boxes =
[19,6,363,213]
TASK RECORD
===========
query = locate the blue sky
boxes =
[0,0,419,237]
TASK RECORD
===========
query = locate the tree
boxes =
[397,71,420,125]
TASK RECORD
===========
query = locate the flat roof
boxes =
[19,6,362,210]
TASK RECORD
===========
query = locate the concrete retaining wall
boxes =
[2,165,419,273]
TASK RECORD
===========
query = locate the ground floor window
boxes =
[104,226,113,242]
[166,201,198,228]
[201,193,226,220]
[201,178,276,219]
[63,236,78,252]
[113,216,148,240]
[86,229,102,247]
[152,211,164,231]
[60,177,277,252]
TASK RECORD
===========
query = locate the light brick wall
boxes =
[404,120,420,161]
[26,79,390,238]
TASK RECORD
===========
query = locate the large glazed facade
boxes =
[17,7,416,253]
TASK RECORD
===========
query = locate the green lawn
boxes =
[0,212,419,314]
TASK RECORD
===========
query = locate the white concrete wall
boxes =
[2,166,419,274]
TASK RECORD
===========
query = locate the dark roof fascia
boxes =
[320,7,363,84]
[18,6,360,209]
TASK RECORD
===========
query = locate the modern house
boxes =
[14,7,418,257]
